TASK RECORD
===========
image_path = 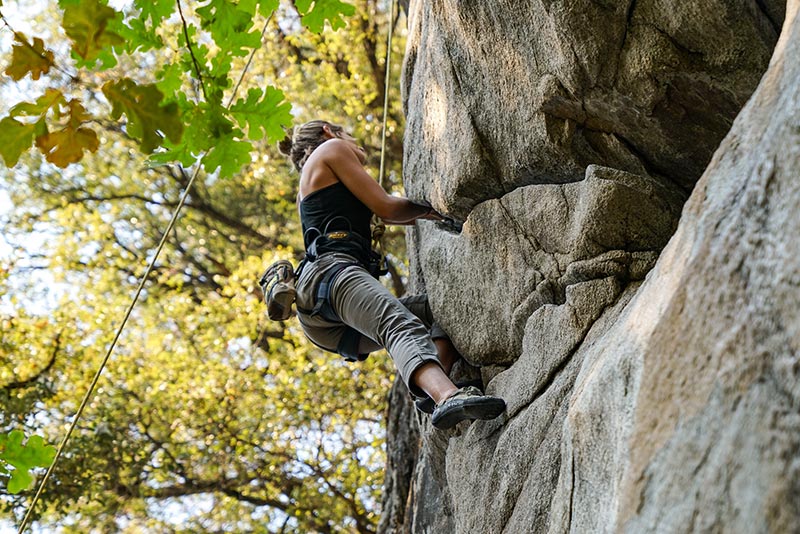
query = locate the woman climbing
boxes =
[277,120,506,430]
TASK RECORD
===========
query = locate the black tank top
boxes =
[299,181,373,259]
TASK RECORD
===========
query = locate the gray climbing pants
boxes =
[295,253,445,396]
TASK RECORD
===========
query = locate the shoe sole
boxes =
[415,379,486,415]
[432,397,506,430]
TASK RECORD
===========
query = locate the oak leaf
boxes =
[34,100,99,167]
[202,132,252,178]
[133,0,174,26]
[230,86,293,143]
[103,78,184,153]
[0,430,56,494]
[5,35,54,81]
[294,0,356,34]
[9,88,65,118]
[61,0,124,61]
[0,117,37,167]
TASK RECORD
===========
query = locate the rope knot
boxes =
[372,223,386,242]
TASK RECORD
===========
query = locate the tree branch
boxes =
[176,0,209,102]
[62,192,276,247]
[2,332,60,390]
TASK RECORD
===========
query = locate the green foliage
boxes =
[296,0,357,33]
[1,0,408,530]
[0,0,357,178]
[0,117,37,167]
[230,87,294,143]
[0,431,56,494]
[133,0,174,26]
[203,132,254,177]
[103,78,183,153]
[196,0,262,57]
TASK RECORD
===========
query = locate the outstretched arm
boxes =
[320,139,444,224]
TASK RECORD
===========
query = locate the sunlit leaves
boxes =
[149,87,291,177]
[1,0,359,179]
[295,0,356,33]
[0,431,56,494]
[133,0,174,26]
[5,35,55,81]
[114,17,164,53]
[35,100,100,167]
[202,132,253,177]
[0,2,403,525]
[230,86,293,143]
[149,100,230,167]
[9,88,66,118]
[258,0,280,17]
[0,117,38,167]
[103,78,184,152]
[197,0,262,57]
[60,0,124,62]
[1,91,99,168]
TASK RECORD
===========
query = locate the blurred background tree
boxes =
[0,0,408,531]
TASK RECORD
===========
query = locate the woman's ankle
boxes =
[433,337,461,375]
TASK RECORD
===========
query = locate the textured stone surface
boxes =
[414,164,682,364]
[379,0,798,532]
[401,0,783,218]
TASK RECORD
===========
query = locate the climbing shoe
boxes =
[431,386,506,430]
[415,379,485,415]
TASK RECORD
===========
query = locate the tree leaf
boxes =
[202,133,252,178]
[5,35,55,81]
[7,468,33,494]
[9,88,65,118]
[133,0,174,26]
[102,78,184,153]
[196,0,261,57]
[34,100,99,167]
[148,100,237,167]
[0,117,36,167]
[0,430,56,494]
[61,0,124,61]
[258,0,280,17]
[235,0,279,17]
[155,62,185,97]
[229,86,293,143]
[115,18,163,54]
[294,0,356,34]
[36,128,99,167]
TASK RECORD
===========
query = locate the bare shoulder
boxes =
[312,138,357,161]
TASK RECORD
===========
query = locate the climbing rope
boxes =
[371,0,397,267]
[17,13,275,533]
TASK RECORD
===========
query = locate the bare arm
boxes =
[320,139,443,224]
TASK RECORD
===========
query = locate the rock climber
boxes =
[277,119,506,429]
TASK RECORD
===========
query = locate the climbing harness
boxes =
[261,0,397,329]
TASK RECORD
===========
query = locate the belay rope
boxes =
[16,13,275,534]
[371,0,397,271]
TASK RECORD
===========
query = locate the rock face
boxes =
[379,0,798,532]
